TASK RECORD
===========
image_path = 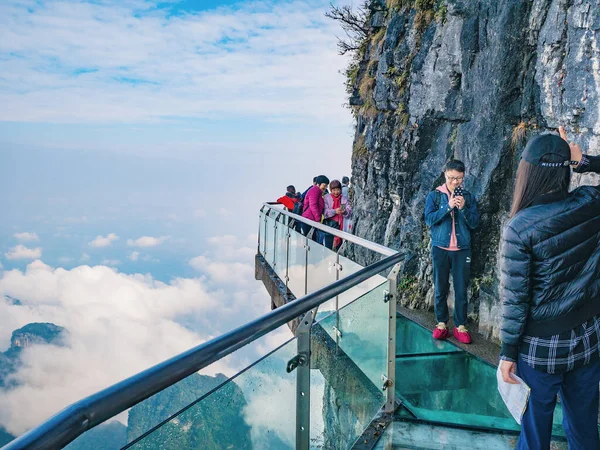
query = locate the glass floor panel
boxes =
[394,315,571,437]
[396,316,462,356]
[372,418,568,450]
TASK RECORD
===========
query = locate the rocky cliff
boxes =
[346,0,600,341]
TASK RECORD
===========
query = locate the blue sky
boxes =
[0,0,354,434]
[0,0,354,276]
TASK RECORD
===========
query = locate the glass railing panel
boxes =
[258,211,267,256]
[309,326,384,450]
[287,226,307,297]
[395,315,461,356]
[317,281,389,392]
[264,209,277,267]
[273,218,289,284]
[337,254,387,310]
[394,350,568,436]
[126,337,298,449]
[306,239,337,316]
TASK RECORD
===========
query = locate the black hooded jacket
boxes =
[500,154,600,360]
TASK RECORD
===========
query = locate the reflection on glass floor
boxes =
[373,418,519,450]
[393,315,568,438]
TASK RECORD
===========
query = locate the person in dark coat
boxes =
[499,127,600,449]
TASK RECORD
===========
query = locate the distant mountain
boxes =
[0,325,255,449]
[4,322,65,359]
[0,322,67,445]
[127,373,252,449]
[0,322,66,388]
[64,421,127,450]
[0,426,14,447]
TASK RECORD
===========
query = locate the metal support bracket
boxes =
[381,374,393,391]
[331,262,343,272]
[295,307,317,450]
[332,326,343,339]
[385,263,401,413]
[383,290,392,303]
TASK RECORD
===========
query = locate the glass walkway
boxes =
[2,204,585,449]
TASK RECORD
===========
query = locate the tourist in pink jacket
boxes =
[300,175,329,236]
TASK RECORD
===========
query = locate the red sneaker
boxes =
[453,325,472,344]
[432,322,449,340]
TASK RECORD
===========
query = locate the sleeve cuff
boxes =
[500,342,519,361]
[573,154,590,173]
[499,355,516,363]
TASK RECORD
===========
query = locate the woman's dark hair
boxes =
[329,180,342,190]
[510,153,570,218]
[315,175,330,185]
[445,160,465,173]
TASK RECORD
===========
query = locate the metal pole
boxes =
[272,212,279,268]
[263,211,269,258]
[295,307,317,450]
[384,263,401,412]
[304,229,314,296]
[334,241,347,353]
[284,223,291,288]
[257,210,263,253]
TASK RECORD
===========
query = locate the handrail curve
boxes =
[2,251,404,450]
[262,203,397,257]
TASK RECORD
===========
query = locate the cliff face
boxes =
[348,0,600,340]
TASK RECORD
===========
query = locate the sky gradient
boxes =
[0,0,354,434]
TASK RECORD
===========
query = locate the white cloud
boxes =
[57,257,73,264]
[100,259,121,267]
[128,251,140,261]
[0,262,3,270]
[206,234,256,263]
[4,245,42,260]
[80,253,91,262]
[126,236,169,248]
[88,233,119,248]
[207,235,237,246]
[0,0,350,125]
[0,261,237,435]
[189,233,259,285]
[13,232,39,242]
[217,208,232,218]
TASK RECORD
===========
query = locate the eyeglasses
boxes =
[445,176,464,182]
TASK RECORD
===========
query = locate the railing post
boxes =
[284,223,291,288]
[272,212,279,268]
[295,307,317,450]
[263,209,269,258]
[257,208,264,253]
[304,228,315,296]
[334,242,347,353]
[384,263,401,413]
[271,214,281,272]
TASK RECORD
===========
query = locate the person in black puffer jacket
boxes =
[499,127,600,450]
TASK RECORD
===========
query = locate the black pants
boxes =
[432,247,471,326]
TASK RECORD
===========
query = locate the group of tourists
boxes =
[424,127,600,449]
[277,176,352,250]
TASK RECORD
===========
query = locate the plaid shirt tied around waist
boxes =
[519,314,600,374]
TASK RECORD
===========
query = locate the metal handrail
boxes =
[263,203,397,257]
[3,251,404,450]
